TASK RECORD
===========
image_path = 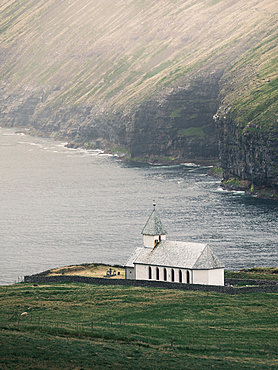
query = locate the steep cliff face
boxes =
[215,112,278,189]
[215,29,278,191]
[126,72,221,162]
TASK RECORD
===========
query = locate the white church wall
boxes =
[143,234,166,248]
[192,269,209,285]
[135,264,193,284]
[208,268,224,286]
[125,267,136,280]
[193,269,224,286]
[135,264,149,280]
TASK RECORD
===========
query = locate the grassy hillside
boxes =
[1,0,277,168]
[1,282,278,369]
[219,31,278,131]
[0,0,277,116]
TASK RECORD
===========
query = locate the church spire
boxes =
[141,203,167,248]
[141,207,167,236]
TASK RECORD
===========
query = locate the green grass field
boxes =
[225,267,278,282]
[1,282,278,369]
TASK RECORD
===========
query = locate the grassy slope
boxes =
[1,282,278,369]
[219,29,278,130]
[47,263,125,279]
[225,267,278,282]
[0,0,277,118]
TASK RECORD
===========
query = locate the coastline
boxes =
[4,127,278,199]
[209,166,278,200]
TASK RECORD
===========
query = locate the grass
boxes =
[178,127,206,138]
[225,268,278,282]
[46,263,125,279]
[1,282,278,369]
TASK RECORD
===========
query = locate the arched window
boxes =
[156,267,159,280]
[171,269,175,282]
[179,270,182,283]
[164,268,167,281]
[149,266,152,279]
[187,270,190,284]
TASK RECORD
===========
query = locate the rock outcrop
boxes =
[215,111,278,190]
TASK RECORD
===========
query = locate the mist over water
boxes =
[1,127,278,285]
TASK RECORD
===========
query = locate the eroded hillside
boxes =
[0,0,277,181]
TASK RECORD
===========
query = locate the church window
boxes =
[187,270,190,284]
[164,268,167,281]
[156,267,159,280]
[149,266,152,279]
[179,270,182,283]
[171,269,175,282]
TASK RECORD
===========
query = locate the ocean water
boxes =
[1,127,278,285]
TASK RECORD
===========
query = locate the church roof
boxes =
[124,247,143,268]
[141,208,167,236]
[132,241,224,269]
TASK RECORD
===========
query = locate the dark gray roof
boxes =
[132,241,224,269]
[141,209,167,236]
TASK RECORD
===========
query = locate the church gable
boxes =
[192,245,224,269]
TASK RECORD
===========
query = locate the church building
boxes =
[125,204,224,286]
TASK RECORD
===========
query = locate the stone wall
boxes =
[24,275,278,294]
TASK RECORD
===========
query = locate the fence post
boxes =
[91,321,93,333]
[171,337,173,349]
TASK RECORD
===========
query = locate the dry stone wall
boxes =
[24,275,278,294]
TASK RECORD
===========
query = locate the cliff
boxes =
[0,0,277,173]
[215,29,278,192]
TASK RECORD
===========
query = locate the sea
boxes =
[1,127,278,285]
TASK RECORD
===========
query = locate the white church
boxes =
[125,204,224,286]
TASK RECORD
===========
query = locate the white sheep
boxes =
[21,312,27,317]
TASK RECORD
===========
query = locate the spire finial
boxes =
[153,200,156,207]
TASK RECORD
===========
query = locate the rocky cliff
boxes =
[215,28,278,191]
[0,0,277,176]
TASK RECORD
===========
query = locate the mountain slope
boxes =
[0,0,277,176]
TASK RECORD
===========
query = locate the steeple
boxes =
[142,202,167,248]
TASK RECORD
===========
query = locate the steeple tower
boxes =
[142,202,167,248]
